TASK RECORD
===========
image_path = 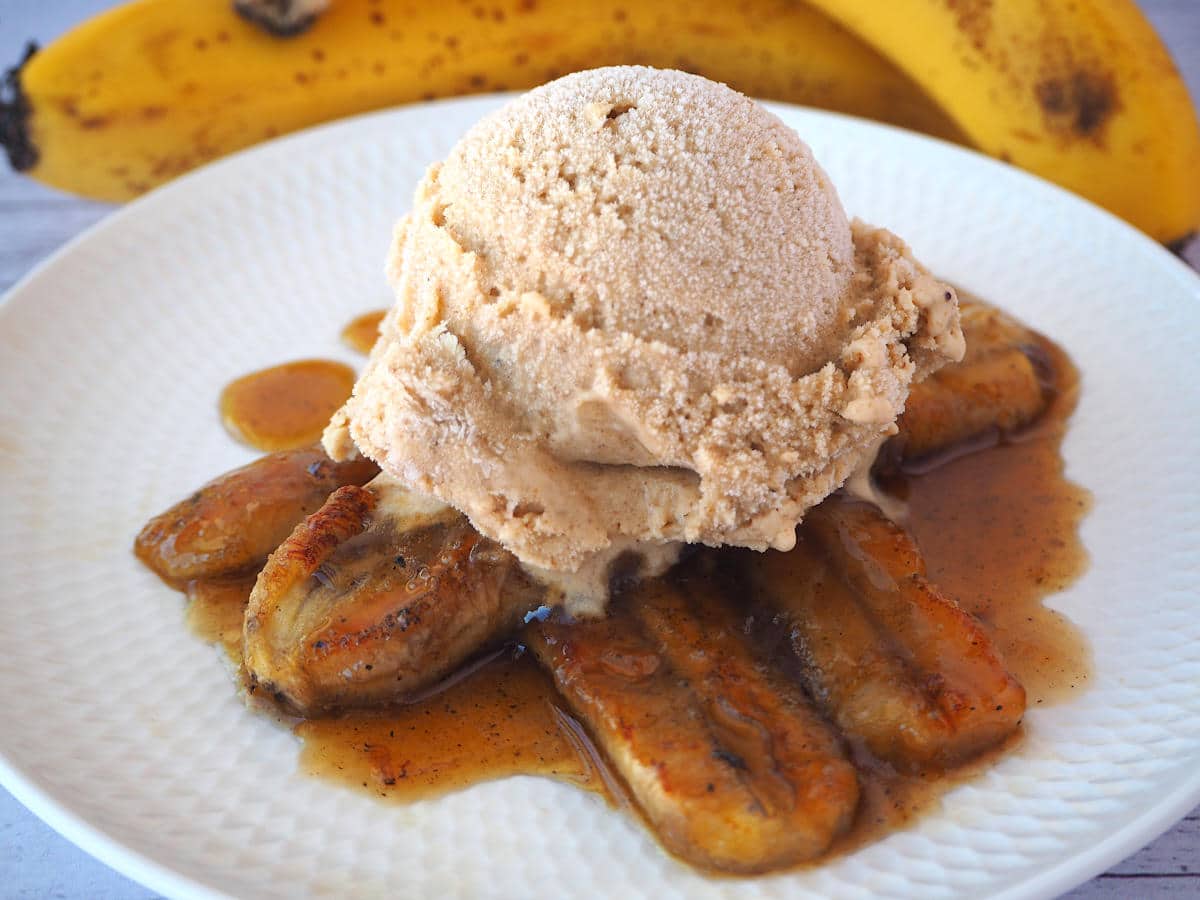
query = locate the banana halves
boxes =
[1,0,956,202]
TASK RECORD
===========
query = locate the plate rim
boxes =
[2,93,1198,900]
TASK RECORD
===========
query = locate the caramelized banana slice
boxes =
[805,501,1026,755]
[898,349,1046,459]
[528,581,858,873]
[896,300,1050,461]
[135,446,378,582]
[243,477,543,715]
[751,500,1025,769]
[743,541,953,768]
[632,579,860,859]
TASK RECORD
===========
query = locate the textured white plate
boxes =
[1,96,1198,900]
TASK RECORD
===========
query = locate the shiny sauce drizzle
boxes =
[183,307,1091,866]
[899,339,1090,706]
[340,309,388,354]
[185,576,258,662]
[219,359,356,452]
[296,650,623,802]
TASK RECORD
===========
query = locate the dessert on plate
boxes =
[321,66,963,611]
[135,67,1088,873]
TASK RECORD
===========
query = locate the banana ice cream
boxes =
[324,66,964,613]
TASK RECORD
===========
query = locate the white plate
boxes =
[1,96,1198,900]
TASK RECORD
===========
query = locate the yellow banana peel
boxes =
[0,0,957,202]
[803,0,1200,243]
[2,0,1197,243]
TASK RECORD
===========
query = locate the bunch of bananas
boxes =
[2,0,1197,242]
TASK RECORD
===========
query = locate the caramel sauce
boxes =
[341,309,388,354]
[176,309,1091,870]
[184,576,258,662]
[295,650,622,803]
[900,341,1090,705]
[277,345,1089,858]
[820,733,1022,863]
[219,359,355,451]
[795,338,1089,859]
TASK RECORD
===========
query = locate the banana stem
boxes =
[0,42,38,172]
[233,0,330,37]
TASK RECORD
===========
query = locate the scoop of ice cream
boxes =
[324,66,963,613]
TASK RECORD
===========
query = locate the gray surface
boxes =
[0,1,1196,898]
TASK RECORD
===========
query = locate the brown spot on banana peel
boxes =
[946,0,994,52]
[1035,68,1118,142]
[0,42,38,172]
[943,0,1118,147]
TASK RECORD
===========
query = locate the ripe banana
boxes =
[803,0,1200,243]
[0,0,959,203]
[3,0,1197,242]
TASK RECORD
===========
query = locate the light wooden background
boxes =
[0,1,1197,897]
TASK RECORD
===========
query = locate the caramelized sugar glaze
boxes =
[901,342,1089,706]
[220,359,356,451]
[340,309,388,354]
[169,304,1091,869]
[215,310,385,452]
